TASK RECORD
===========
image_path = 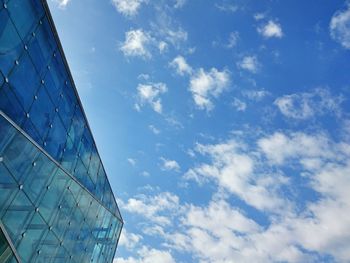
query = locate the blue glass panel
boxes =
[0,84,26,127]
[9,51,39,112]
[0,163,18,218]
[78,129,93,168]
[0,8,23,77]
[44,114,66,160]
[23,153,56,205]
[39,169,68,224]
[34,231,60,262]
[22,118,43,146]
[29,84,55,140]
[7,0,43,42]
[57,86,75,131]
[68,107,84,150]
[43,61,62,106]
[2,131,39,183]
[1,190,34,244]
[27,19,54,77]
[61,136,77,173]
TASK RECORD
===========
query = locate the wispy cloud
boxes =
[127,158,137,166]
[274,88,343,120]
[149,124,160,134]
[215,1,238,12]
[232,98,247,111]
[52,0,71,9]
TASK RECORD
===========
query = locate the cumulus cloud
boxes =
[135,82,167,113]
[120,192,180,225]
[120,29,152,59]
[120,128,350,262]
[274,88,343,120]
[160,157,180,171]
[258,20,283,38]
[118,229,142,250]
[112,0,146,17]
[189,68,231,111]
[169,56,193,76]
[330,3,350,49]
[184,140,289,212]
[238,56,259,73]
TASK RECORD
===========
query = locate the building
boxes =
[0,0,123,262]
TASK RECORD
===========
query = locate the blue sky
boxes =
[48,0,350,262]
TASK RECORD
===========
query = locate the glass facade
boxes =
[0,0,123,262]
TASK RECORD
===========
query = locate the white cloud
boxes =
[127,158,136,166]
[136,82,167,113]
[118,229,142,250]
[120,192,180,225]
[330,3,350,49]
[148,125,160,134]
[184,140,289,212]
[238,56,259,73]
[120,29,152,59]
[274,88,343,120]
[258,20,283,38]
[114,247,175,263]
[232,98,247,111]
[140,171,150,177]
[160,157,180,172]
[189,68,230,111]
[112,0,146,17]
[169,56,192,76]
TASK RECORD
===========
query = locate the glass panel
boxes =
[23,153,56,205]
[44,114,66,160]
[39,170,68,224]
[9,51,40,112]
[27,17,54,77]
[2,131,39,183]
[0,163,19,217]
[0,83,26,126]
[16,212,47,262]
[7,0,43,42]
[0,8,23,77]
[57,86,75,131]
[60,136,77,173]
[29,84,55,141]
[1,190,34,245]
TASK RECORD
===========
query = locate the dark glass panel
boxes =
[57,85,75,131]
[60,136,77,173]
[7,0,43,42]
[9,51,39,112]
[0,83,26,126]
[0,8,22,77]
